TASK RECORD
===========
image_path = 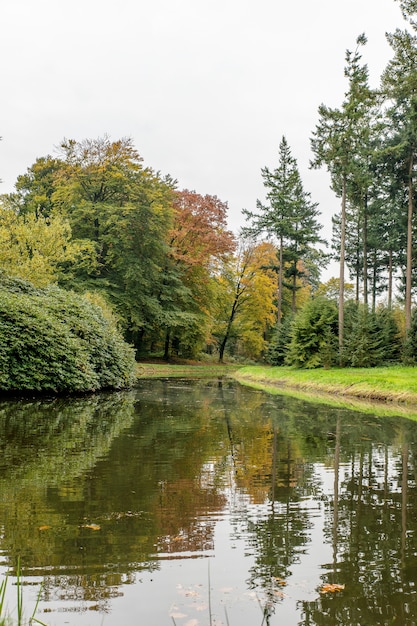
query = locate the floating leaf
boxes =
[38,525,51,531]
[320,583,345,594]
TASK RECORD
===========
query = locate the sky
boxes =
[0,0,406,279]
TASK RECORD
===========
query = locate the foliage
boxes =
[403,308,417,363]
[285,297,339,368]
[0,206,95,288]
[0,275,136,393]
[266,315,293,366]
[214,240,277,362]
[342,302,403,367]
[243,136,324,320]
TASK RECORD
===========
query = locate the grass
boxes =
[233,365,417,404]
[135,360,417,419]
[0,559,46,626]
[136,361,241,379]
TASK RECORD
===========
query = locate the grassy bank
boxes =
[135,361,417,419]
[233,365,417,404]
[136,362,241,378]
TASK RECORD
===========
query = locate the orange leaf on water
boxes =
[38,525,51,531]
[320,583,345,594]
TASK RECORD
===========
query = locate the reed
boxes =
[0,560,46,626]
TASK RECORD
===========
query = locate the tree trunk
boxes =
[277,236,284,325]
[164,328,171,361]
[219,296,239,362]
[405,155,414,332]
[388,249,393,309]
[339,176,347,362]
[292,260,297,313]
[363,192,368,306]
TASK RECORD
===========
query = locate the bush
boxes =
[266,316,293,366]
[285,297,338,368]
[0,275,136,393]
[343,303,402,367]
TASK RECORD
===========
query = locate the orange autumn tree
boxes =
[164,189,235,358]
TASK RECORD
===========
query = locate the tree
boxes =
[0,205,95,287]
[311,34,374,357]
[164,190,236,358]
[285,297,339,369]
[244,136,323,324]
[381,26,417,331]
[214,240,277,362]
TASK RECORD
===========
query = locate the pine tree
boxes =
[311,35,375,358]
[243,136,323,324]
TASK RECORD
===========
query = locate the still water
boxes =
[1,377,417,625]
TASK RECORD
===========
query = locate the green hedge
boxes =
[0,275,136,393]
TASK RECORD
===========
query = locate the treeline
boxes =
[2,0,417,374]
[0,136,288,365]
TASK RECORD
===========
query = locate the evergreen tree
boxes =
[285,297,339,369]
[381,25,417,331]
[311,35,374,357]
[266,315,293,366]
[243,136,323,323]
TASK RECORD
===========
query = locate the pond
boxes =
[1,377,417,625]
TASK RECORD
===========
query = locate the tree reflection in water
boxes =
[0,379,416,625]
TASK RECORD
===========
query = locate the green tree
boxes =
[244,136,323,324]
[285,297,339,369]
[381,26,417,331]
[311,35,374,356]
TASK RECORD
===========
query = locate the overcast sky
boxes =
[0,0,406,277]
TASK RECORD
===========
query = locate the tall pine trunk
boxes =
[277,236,284,325]
[405,154,414,332]
[363,193,368,306]
[388,249,393,309]
[339,175,347,361]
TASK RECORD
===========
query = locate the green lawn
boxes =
[233,365,417,403]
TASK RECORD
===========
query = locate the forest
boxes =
[1,0,417,391]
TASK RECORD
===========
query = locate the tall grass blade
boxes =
[208,560,212,626]
[29,582,44,626]
[16,557,23,626]
[0,576,8,617]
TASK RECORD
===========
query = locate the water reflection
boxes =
[0,378,417,624]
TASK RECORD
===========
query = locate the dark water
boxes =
[1,378,417,625]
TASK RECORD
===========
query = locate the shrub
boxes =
[0,275,136,393]
[266,316,293,366]
[285,297,338,368]
[343,303,402,367]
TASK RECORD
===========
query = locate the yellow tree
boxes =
[215,240,277,362]
[0,206,95,287]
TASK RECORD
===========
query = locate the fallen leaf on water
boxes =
[320,583,345,594]
[273,577,287,586]
[220,587,234,593]
[83,524,101,531]
[170,612,187,619]
[184,620,199,626]
[38,525,51,531]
